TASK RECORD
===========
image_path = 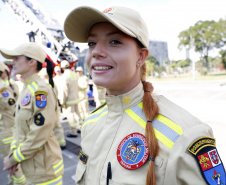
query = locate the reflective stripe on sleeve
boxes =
[36,175,63,185]
[12,175,26,183]
[53,160,64,174]
[66,98,80,105]
[125,102,183,149]
[10,140,17,149]
[2,136,13,144]
[27,81,38,95]
[82,105,108,128]
[13,144,25,162]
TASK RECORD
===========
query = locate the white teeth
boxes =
[94,66,112,70]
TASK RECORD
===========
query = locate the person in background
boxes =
[15,74,23,93]
[93,84,106,108]
[60,60,82,137]
[0,62,19,101]
[0,61,26,185]
[1,42,64,185]
[39,68,66,150]
[76,66,89,123]
[64,6,225,185]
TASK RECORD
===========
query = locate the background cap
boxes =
[64,6,149,48]
[76,66,83,71]
[0,61,9,72]
[54,66,61,72]
[0,42,46,63]
[61,60,70,68]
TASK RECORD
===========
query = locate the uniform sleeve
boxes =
[59,75,69,106]
[78,76,88,90]
[0,87,16,112]
[9,87,58,165]
[164,123,214,184]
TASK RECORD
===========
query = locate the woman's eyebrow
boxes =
[88,31,123,38]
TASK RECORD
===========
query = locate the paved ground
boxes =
[0,79,225,184]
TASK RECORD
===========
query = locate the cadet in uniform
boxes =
[93,84,106,108]
[0,61,26,185]
[60,60,82,137]
[64,6,226,185]
[1,42,64,185]
[76,66,89,121]
[39,68,66,149]
[0,62,20,101]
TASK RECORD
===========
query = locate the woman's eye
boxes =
[110,40,122,44]
[88,42,96,47]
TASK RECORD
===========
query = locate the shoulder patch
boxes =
[34,113,45,126]
[78,150,88,164]
[187,137,226,184]
[21,94,31,106]
[8,98,15,105]
[91,102,107,114]
[35,91,48,108]
[1,88,9,97]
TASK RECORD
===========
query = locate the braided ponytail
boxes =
[141,63,159,185]
[45,58,55,88]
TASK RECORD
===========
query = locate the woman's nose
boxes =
[92,42,107,59]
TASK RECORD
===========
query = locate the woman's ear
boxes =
[137,48,149,67]
[28,59,38,67]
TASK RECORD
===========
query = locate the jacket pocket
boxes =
[75,161,87,185]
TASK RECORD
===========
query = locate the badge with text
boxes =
[117,133,149,170]
[1,88,9,97]
[35,91,48,108]
[187,137,226,185]
[21,94,31,106]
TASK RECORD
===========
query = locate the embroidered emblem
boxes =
[34,113,45,126]
[21,94,31,106]
[122,97,131,105]
[8,98,15,105]
[103,7,117,15]
[1,88,9,97]
[187,137,226,184]
[117,133,149,170]
[78,150,88,164]
[35,91,48,108]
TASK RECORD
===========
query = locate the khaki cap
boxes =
[0,42,46,63]
[0,61,9,72]
[76,66,83,72]
[64,6,149,48]
[61,60,70,68]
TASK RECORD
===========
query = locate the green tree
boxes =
[220,50,226,69]
[178,20,225,70]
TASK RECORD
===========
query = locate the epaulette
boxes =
[91,102,107,114]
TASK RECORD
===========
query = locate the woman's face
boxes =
[12,55,30,76]
[86,22,146,95]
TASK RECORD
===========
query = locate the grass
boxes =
[147,71,226,82]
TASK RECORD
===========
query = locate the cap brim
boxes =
[0,49,21,59]
[64,6,136,43]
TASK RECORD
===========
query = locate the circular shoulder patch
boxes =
[117,133,149,170]
[21,94,31,106]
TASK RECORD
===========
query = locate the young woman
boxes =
[1,42,64,185]
[64,6,225,185]
[0,61,26,185]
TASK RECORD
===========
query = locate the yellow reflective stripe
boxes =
[53,160,64,174]
[58,139,65,144]
[36,175,62,185]
[27,81,38,95]
[0,114,2,120]
[69,123,77,127]
[82,105,108,128]
[13,144,25,162]
[126,102,183,150]
[2,136,13,144]
[12,175,26,183]
[66,99,80,105]
[156,114,183,135]
[10,140,17,149]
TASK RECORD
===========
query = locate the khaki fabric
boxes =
[8,74,64,183]
[3,78,20,101]
[93,85,106,108]
[53,74,63,100]
[76,82,213,185]
[0,79,26,185]
[78,75,89,119]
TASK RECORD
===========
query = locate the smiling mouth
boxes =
[93,66,113,71]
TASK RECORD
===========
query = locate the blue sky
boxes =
[0,0,226,61]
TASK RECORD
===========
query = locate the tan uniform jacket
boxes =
[76,82,214,185]
[93,85,106,106]
[0,79,15,140]
[59,69,80,107]
[3,78,20,101]
[53,74,63,100]
[9,74,64,183]
[78,75,88,100]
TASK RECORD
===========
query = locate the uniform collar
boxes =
[23,73,39,85]
[105,82,144,112]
